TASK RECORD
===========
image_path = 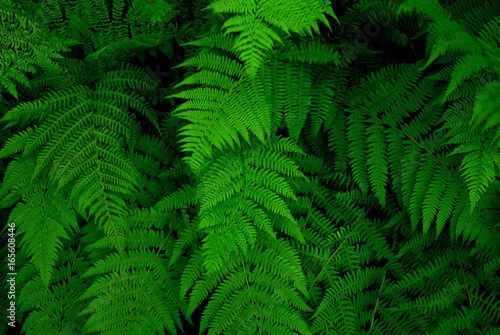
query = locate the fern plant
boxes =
[1,0,499,334]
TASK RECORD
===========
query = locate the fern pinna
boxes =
[0,0,499,334]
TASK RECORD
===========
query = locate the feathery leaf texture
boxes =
[0,0,499,334]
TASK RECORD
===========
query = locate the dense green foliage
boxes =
[0,0,499,334]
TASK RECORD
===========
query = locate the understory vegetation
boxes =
[0,0,499,334]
